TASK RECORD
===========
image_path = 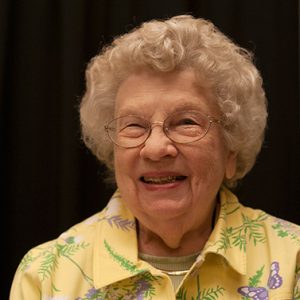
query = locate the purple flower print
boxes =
[136,279,150,300]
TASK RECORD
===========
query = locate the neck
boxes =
[137,213,214,257]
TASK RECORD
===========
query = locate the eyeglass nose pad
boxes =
[150,121,170,136]
[146,121,174,144]
[150,121,164,128]
[145,121,168,141]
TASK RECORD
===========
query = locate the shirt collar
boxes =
[201,186,247,275]
[94,187,246,289]
[94,191,142,289]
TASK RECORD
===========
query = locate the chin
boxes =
[140,196,191,220]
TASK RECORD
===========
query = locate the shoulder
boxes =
[14,190,127,279]
[237,201,300,266]
[10,192,135,299]
[16,210,104,277]
[221,187,300,250]
[10,210,105,299]
[240,203,300,240]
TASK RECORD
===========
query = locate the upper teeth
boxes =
[143,176,178,184]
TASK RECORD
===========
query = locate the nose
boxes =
[139,124,178,161]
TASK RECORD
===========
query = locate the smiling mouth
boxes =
[140,176,187,184]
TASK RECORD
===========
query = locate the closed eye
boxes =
[119,123,147,137]
[126,123,145,127]
[177,118,198,125]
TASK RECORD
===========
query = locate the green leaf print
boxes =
[177,286,188,300]
[104,239,143,274]
[272,218,300,245]
[176,276,225,300]
[248,266,264,287]
[38,251,59,281]
[56,241,89,257]
[240,264,265,300]
[20,236,94,291]
[226,205,240,216]
[216,212,267,253]
[278,230,289,237]
[242,214,267,246]
[232,231,246,252]
[199,286,225,300]
[18,252,35,272]
[218,227,233,251]
[37,240,91,283]
[178,286,225,300]
[294,287,300,300]
[103,240,162,299]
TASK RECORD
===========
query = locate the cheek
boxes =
[114,148,138,181]
[189,140,228,181]
[191,156,219,181]
[114,149,126,185]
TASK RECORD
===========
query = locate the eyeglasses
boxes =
[104,110,222,148]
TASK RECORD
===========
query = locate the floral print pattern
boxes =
[10,188,300,300]
[237,261,283,300]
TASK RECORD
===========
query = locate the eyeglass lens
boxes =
[105,111,212,148]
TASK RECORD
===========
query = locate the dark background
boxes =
[1,1,299,298]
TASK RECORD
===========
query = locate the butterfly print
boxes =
[267,261,282,289]
[237,286,268,300]
[237,261,283,300]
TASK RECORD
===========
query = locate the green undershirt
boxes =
[139,252,200,291]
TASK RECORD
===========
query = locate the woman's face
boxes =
[113,69,236,231]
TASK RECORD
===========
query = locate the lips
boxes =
[140,175,187,184]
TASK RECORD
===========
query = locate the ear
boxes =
[225,151,237,179]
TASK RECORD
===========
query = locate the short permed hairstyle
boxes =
[80,15,267,187]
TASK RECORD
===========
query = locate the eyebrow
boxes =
[171,102,206,113]
[116,107,143,117]
[116,101,208,117]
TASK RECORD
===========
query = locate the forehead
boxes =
[115,69,217,117]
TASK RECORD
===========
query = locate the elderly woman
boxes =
[10,15,299,300]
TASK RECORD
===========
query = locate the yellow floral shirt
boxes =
[10,187,300,300]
